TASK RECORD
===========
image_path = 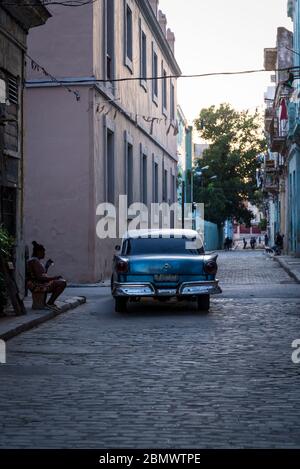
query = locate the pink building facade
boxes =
[25,0,181,282]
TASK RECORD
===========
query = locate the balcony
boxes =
[264,107,274,132]
[265,159,276,170]
[264,48,277,71]
[269,117,288,153]
[264,170,279,193]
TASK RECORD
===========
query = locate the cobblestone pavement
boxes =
[0,251,300,448]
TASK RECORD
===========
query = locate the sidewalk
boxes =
[0,294,86,341]
[68,280,111,288]
[273,255,300,283]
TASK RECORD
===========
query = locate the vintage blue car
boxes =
[111,228,222,312]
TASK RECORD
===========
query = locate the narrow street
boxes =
[0,250,300,448]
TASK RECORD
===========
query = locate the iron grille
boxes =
[8,76,18,105]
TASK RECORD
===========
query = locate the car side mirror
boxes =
[115,245,121,251]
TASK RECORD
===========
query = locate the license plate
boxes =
[154,274,178,282]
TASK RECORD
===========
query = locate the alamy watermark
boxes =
[0,339,6,364]
[292,339,300,364]
[95,196,205,248]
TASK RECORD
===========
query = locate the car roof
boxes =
[122,228,201,240]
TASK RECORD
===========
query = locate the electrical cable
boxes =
[27,66,300,85]
[0,0,97,7]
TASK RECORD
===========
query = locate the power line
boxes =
[0,0,97,7]
[26,53,80,101]
[25,51,300,106]
[285,46,300,58]
[27,65,300,85]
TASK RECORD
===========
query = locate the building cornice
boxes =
[2,1,51,32]
[137,0,181,76]
[177,105,188,126]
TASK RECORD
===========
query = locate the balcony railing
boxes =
[269,117,288,152]
[264,107,274,132]
[263,170,279,193]
[265,159,276,169]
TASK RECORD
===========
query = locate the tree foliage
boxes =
[193,103,266,226]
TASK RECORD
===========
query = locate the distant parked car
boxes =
[111,229,222,313]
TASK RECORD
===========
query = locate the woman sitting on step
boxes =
[27,241,67,310]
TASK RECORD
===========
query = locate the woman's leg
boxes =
[47,280,67,305]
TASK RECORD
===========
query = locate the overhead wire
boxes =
[27,66,300,85]
[0,0,98,7]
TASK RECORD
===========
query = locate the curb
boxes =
[67,282,110,288]
[273,256,300,283]
[0,296,86,341]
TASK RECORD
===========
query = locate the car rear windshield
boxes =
[122,236,204,256]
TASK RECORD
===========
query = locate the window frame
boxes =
[104,116,115,204]
[162,62,167,116]
[124,131,134,206]
[105,0,115,92]
[140,144,148,205]
[163,168,168,202]
[139,19,148,92]
[152,42,158,106]
[170,81,175,122]
[124,0,133,72]
[152,154,159,204]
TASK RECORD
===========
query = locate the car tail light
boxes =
[204,260,217,275]
[116,260,129,273]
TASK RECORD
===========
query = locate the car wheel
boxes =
[197,294,210,311]
[115,297,128,313]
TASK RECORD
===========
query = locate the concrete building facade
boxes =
[24,0,181,282]
[287,0,300,255]
[263,26,294,251]
[0,2,50,292]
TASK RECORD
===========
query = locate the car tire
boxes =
[115,297,128,313]
[197,294,210,311]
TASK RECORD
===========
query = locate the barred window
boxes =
[7,76,18,105]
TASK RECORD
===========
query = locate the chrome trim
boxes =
[179,280,222,296]
[113,283,155,297]
[157,289,177,296]
[113,280,222,297]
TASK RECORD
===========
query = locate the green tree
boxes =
[194,103,266,226]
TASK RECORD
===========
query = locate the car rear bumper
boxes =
[112,280,222,297]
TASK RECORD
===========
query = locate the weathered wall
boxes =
[93,0,179,160]
[24,87,93,282]
[0,7,26,292]
[276,27,293,83]
[26,3,93,80]
[288,148,300,255]
[25,0,180,282]
[204,221,223,252]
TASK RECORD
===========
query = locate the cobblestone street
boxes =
[0,250,300,448]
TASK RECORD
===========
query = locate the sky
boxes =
[159,0,292,124]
